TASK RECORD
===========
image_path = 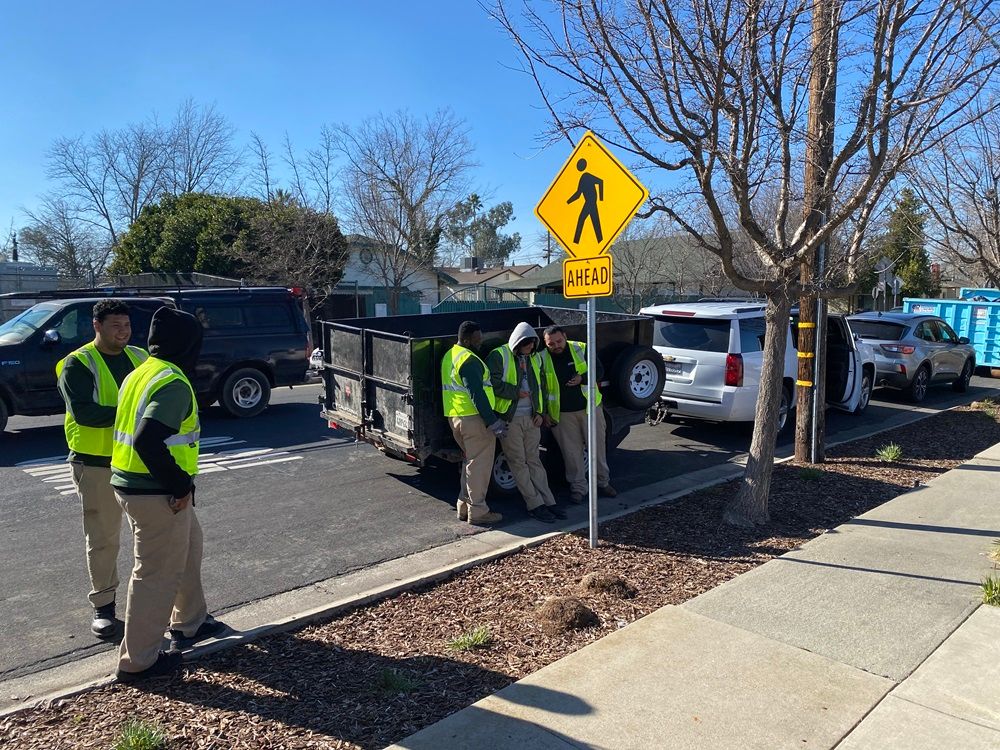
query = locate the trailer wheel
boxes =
[488,448,520,499]
[611,346,665,410]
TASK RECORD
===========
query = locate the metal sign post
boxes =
[586,297,598,548]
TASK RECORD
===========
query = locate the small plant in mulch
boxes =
[577,572,637,599]
[447,625,493,651]
[798,467,825,481]
[989,540,1000,566]
[536,596,600,636]
[973,398,1000,419]
[113,719,167,750]
[875,442,903,462]
[374,668,421,695]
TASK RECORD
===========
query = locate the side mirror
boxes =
[958,336,970,345]
[42,329,61,345]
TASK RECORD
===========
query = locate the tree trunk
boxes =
[724,293,793,527]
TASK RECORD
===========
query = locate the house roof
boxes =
[436,263,540,286]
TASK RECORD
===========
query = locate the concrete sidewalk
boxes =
[389,445,1000,749]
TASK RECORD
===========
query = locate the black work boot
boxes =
[168,615,229,652]
[116,651,182,683]
[91,602,116,638]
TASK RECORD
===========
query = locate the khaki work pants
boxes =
[115,492,208,674]
[552,408,610,496]
[449,416,496,520]
[500,414,556,510]
[71,463,123,608]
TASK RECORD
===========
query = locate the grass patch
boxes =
[875,442,903,462]
[975,397,1000,419]
[114,719,167,750]
[982,576,1000,607]
[798,467,825,481]
[374,668,421,695]
[447,625,493,652]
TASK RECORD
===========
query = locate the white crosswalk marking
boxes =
[17,436,301,497]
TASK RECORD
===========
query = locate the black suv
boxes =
[0,287,311,432]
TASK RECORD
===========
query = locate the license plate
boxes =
[664,361,683,375]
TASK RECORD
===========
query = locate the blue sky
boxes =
[0,1,574,264]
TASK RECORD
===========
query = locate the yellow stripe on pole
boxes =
[797,351,815,358]
[796,379,814,387]
[798,322,817,328]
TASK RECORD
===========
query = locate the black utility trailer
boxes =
[319,306,665,496]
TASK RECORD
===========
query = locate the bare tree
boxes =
[334,110,476,313]
[913,109,1000,287]
[19,196,111,282]
[495,0,1000,526]
[168,99,243,195]
[47,120,171,246]
[248,131,276,203]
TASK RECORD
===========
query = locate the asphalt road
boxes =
[1,377,995,680]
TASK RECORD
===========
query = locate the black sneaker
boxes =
[91,603,116,638]
[116,650,182,683]
[529,506,557,523]
[168,615,228,651]
[598,484,619,498]
[567,492,585,505]
[547,505,568,519]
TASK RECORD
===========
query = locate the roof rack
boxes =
[0,285,291,301]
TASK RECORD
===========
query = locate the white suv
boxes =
[639,301,876,431]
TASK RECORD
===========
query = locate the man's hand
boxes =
[542,415,556,428]
[168,493,192,514]
[488,420,508,438]
[532,414,544,427]
[518,390,531,399]
[566,374,582,387]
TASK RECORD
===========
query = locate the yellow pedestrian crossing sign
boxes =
[535,131,649,259]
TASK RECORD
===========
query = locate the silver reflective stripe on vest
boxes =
[442,384,470,393]
[80,348,102,401]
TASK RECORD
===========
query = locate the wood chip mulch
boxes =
[4,405,999,750]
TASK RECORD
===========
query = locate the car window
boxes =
[245,303,294,330]
[0,305,57,344]
[184,303,244,331]
[738,317,766,353]
[653,316,730,352]
[848,320,906,341]
[916,321,940,342]
[936,320,958,343]
[52,306,93,346]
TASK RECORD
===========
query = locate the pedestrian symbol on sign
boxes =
[568,159,604,244]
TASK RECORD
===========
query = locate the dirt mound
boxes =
[536,596,599,635]
[577,572,637,599]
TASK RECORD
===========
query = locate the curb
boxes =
[2,390,994,717]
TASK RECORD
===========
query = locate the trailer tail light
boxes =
[725,353,744,387]
[880,344,915,355]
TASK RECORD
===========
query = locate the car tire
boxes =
[220,367,271,418]
[777,385,794,434]
[953,359,974,393]
[488,447,520,499]
[854,370,873,414]
[904,365,930,403]
[611,346,666,411]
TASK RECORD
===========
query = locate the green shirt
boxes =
[57,349,141,467]
[110,380,194,491]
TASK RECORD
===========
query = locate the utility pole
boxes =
[795,0,840,463]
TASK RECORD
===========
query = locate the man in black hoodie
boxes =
[110,306,226,682]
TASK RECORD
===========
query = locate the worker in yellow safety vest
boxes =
[441,320,505,525]
[486,322,565,524]
[56,299,148,638]
[110,306,226,683]
[538,324,617,504]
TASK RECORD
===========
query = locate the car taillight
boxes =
[880,344,915,355]
[725,353,744,387]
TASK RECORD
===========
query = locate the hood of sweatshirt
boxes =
[508,321,538,351]
[148,306,203,377]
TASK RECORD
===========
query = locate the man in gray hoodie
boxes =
[487,323,565,523]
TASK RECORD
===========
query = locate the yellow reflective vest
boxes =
[441,345,496,417]
[111,357,201,477]
[537,340,602,422]
[490,343,543,415]
[56,342,148,457]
